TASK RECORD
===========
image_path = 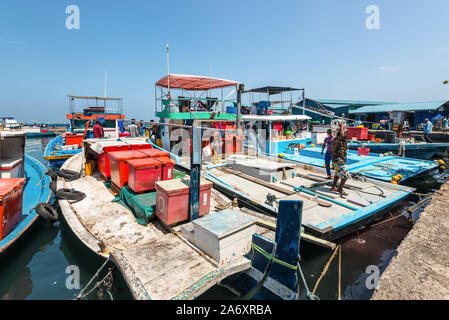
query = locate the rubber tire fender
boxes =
[45,169,58,180]
[55,188,86,202]
[35,203,59,223]
[57,169,81,182]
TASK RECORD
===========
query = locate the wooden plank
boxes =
[220,168,333,208]
[240,208,336,250]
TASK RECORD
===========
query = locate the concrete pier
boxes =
[371,180,449,300]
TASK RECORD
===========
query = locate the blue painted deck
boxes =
[0,155,52,255]
[348,142,449,160]
[26,132,57,138]
[282,147,438,182]
[43,134,82,167]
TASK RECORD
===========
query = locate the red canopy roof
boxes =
[156,74,238,91]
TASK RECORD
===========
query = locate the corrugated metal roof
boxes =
[349,101,448,114]
[315,98,397,106]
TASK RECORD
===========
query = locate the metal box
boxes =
[192,210,256,264]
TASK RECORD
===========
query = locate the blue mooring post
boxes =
[189,126,201,221]
[270,200,303,298]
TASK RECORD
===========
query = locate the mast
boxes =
[166,44,170,99]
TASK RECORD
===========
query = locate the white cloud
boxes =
[378,65,398,72]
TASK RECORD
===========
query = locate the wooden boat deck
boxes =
[57,154,265,300]
[202,154,415,241]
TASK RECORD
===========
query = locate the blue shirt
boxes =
[423,121,433,134]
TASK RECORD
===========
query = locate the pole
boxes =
[302,89,305,115]
[189,126,202,221]
[166,44,170,99]
[104,72,107,98]
[236,83,244,131]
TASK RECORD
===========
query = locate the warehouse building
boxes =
[349,100,449,130]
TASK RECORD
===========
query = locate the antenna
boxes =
[104,72,107,97]
[166,44,170,98]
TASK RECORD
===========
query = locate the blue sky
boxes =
[1,0,449,122]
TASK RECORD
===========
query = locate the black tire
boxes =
[50,181,57,194]
[57,169,81,182]
[35,203,58,223]
[55,188,86,202]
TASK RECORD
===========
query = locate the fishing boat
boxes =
[239,87,439,182]
[348,140,449,160]
[22,122,57,138]
[56,135,304,300]
[44,95,125,167]
[0,131,52,255]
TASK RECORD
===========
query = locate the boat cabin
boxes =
[154,74,244,158]
[0,131,25,178]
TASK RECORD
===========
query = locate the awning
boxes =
[244,86,302,95]
[155,74,239,90]
[242,115,311,121]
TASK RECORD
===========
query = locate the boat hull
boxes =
[44,134,82,167]
[349,142,449,160]
[0,155,52,255]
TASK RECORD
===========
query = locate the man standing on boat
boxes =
[331,121,349,196]
[321,129,334,179]
[423,118,433,143]
[129,119,139,138]
[93,120,104,138]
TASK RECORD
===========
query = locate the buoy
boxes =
[391,180,398,184]
[437,159,445,166]
[440,166,446,171]
[311,144,315,148]
[278,153,285,158]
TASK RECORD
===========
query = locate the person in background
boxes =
[423,118,433,143]
[443,117,449,134]
[93,120,104,138]
[321,128,334,179]
[331,121,349,196]
[138,120,145,136]
[128,119,139,138]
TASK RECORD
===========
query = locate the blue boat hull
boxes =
[348,142,449,160]
[26,132,57,138]
[43,134,82,167]
[0,155,52,255]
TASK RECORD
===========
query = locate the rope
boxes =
[338,245,342,300]
[312,244,341,295]
[250,242,297,270]
[296,262,319,300]
[75,259,110,300]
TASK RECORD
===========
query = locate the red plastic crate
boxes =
[129,143,153,151]
[65,134,84,147]
[141,148,170,158]
[155,178,212,226]
[98,145,130,178]
[108,150,149,188]
[127,158,162,193]
[0,178,25,240]
[357,147,370,156]
[346,127,368,140]
[155,156,176,180]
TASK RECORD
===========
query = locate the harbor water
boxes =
[0,137,447,300]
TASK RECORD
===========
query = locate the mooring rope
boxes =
[296,262,319,300]
[312,244,341,296]
[75,258,111,300]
